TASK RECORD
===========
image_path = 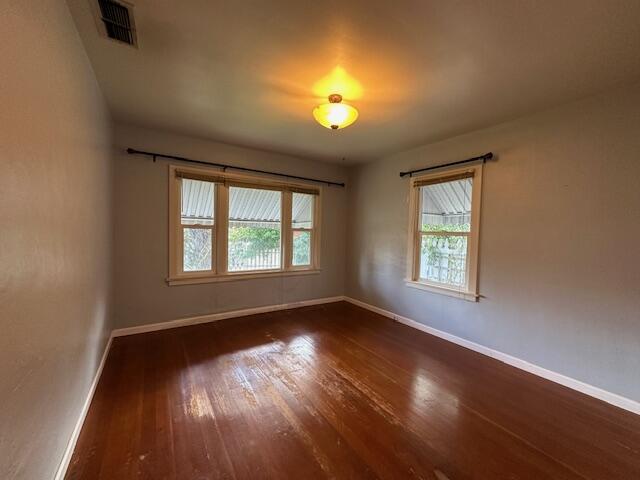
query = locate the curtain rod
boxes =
[126,148,346,187]
[399,152,494,178]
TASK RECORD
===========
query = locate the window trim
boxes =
[406,164,482,302]
[168,164,322,285]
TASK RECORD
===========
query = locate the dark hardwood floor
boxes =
[66,301,640,479]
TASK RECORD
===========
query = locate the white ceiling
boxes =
[67,0,640,164]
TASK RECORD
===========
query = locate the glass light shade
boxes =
[313,102,358,130]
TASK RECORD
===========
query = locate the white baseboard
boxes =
[54,334,113,480]
[343,296,640,416]
[112,296,345,337]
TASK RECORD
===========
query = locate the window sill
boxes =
[167,269,321,286]
[405,280,479,302]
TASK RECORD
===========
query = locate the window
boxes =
[291,192,314,267]
[181,179,215,272]
[168,165,321,284]
[228,187,281,272]
[407,165,482,301]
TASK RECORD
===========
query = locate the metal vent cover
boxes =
[95,0,137,46]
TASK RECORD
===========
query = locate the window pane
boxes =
[183,228,212,271]
[420,178,472,232]
[181,179,215,225]
[228,187,281,271]
[292,193,313,228]
[420,234,467,287]
[292,230,311,266]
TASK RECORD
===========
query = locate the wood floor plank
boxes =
[305,304,639,478]
[267,309,581,479]
[66,302,640,479]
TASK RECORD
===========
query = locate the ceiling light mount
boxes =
[313,93,358,130]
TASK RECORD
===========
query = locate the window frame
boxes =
[168,164,322,285]
[406,164,483,302]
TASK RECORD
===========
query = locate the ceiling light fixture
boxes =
[313,94,358,130]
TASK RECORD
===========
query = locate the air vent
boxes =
[97,0,136,46]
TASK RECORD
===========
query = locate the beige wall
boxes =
[113,124,348,329]
[0,1,113,479]
[346,82,640,403]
